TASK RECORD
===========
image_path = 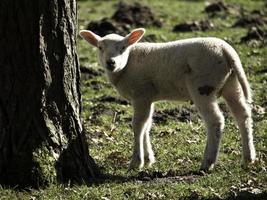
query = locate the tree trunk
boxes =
[0,0,98,187]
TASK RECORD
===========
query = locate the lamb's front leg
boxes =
[129,100,153,170]
[143,104,155,167]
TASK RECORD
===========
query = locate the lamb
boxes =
[79,28,256,171]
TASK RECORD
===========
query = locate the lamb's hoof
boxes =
[129,157,144,170]
[241,157,257,169]
[145,155,156,168]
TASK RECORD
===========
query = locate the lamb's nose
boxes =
[106,59,115,70]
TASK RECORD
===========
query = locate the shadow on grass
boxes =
[93,169,204,184]
[91,169,266,200]
[209,192,267,200]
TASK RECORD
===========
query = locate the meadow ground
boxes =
[1,0,266,199]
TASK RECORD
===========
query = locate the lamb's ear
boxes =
[79,30,101,47]
[125,28,145,45]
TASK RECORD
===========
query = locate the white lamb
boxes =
[80,28,256,171]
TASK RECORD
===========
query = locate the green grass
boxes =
[1,0,267,199]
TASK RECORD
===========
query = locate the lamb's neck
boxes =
[106,69,126,87]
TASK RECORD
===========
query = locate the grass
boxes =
[1,0,267,199]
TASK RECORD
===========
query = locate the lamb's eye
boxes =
[120,46,126,53]
[98,46,103,51]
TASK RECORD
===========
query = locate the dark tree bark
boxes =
[0,0,98,187]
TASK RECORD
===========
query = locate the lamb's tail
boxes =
[223,45,252,103]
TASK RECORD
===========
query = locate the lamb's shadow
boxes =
[91,170,267,200]
[92,169,204,185]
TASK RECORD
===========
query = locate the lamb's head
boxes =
[79,28,145,72]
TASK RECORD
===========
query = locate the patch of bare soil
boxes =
[173,20,215,32]
[96,95,129,105]
[87,2,162,37]
[112,2,162,28]
[87,18,129,37]
[82,79,110,91]
[241,26,267,43]
[232,9,267,43]
[205,1,228,13]
[80,65,103,79]
[204,1,241,17]
[153,107,199,124]
[90,80,106,91]
[233,10,267,28]
[137,170,202,183]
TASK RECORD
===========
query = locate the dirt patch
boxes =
[87,2,162,37]
[204,1,240,17]
[232,9,267,43]
[137,170,201,183]
[96,95,129,105]
[83,79,110,91]
[90,80,106,91]
[137,171,163,181]
[112,2,162,28]
[80,65,103,78]
[233,10,267,28]
[87,18,129,37]
[153,107,199,124]
[205,1,228,13]
[173,20,214,32]
[241,26,267,43]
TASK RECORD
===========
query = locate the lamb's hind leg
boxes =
[129,100,153,170]
[198,100,225,171]
[222,76,256,167]
[187,82,225,171]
